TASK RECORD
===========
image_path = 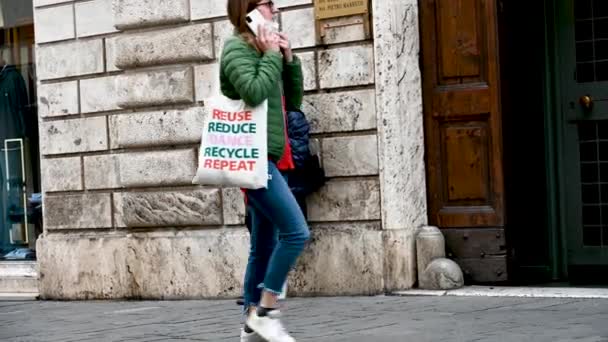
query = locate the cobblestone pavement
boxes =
[1,295,607,341]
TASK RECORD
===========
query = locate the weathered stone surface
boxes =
[275,0,312,7]
[194,64,220,101]
[40,117,107,155]
[121,189,221,227]
[281,7,315,49]
[322,16,367,45]
[302,90,376,133]
[37,229,249,299]
[419,258,464,290]
[322,135,379,177]
[40,157,82,192]
[291,225,383,296]
[373,0,427,230]
[113,193,126,228]
[114,24,213,69]
[118,149,196,188]
[38,81,79,118]
[416,226,446,282]
[44,194,112,229]
[299,52,317,91]
[105,37,120,72]
[84,154,120,190]
[214,20,233,57]
[383,229,416,291]
[76,0,118,37]
[222,188,246,226]
[191,0,226,20]
[80,76,119,113]
[113,0,190,30]
[34,4,74,43]
[307,180,381,222]
[116,68,194,108]
[37,39,103,80]
[109,107,205,149]
[34,0,71,6]
[319,45,374,89]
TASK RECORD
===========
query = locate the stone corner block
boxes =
[38,81,79,118]
[41,157,83,192]
[84,154,121,190]
[322,135,379,177]
[37,40,104,80]
[306,179,380,222]
[116,68,194,108]
[319,45,375,89]
[281,7,315,49]
[291,226,383,296]
[44,193,112,230]
[34,4,75,44]
[80,76,120,113]
[113,0,190,30]
[41,117,108,155]
[115,24,213,69]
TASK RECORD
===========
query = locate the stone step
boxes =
[0,261,39,294]
[0,261,37,277]
[0,276,38,294]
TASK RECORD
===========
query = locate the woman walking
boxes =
[221,1,310,341]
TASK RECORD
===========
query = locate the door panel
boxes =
[421,0,506,282]
[421,0,504,228]
[559,0,608,266]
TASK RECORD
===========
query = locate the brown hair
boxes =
[227,0,260,49]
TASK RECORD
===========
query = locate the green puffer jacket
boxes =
[220,35,304,161]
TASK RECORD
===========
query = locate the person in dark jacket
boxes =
[283,109,326,215]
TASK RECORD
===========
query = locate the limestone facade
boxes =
[33,0,426,299]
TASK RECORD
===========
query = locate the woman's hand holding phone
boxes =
[257,25,280,53]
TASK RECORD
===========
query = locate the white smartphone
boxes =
[245,9,278,36]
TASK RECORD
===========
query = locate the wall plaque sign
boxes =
[314,0,369,20]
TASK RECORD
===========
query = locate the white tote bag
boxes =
[192,96,268,189]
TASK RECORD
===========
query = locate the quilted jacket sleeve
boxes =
[283,56,304,111]
[221,38,284,107]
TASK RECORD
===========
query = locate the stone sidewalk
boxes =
[1,295,607,342]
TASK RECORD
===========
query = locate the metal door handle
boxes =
[580,95,593,111]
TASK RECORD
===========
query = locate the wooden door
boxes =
[420,0,507,282]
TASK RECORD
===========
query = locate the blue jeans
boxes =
[243,162,310,309]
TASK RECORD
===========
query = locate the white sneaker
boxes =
[240,328,266,342]
[246,310,295,342]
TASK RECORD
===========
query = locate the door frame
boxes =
[543,0,568,279]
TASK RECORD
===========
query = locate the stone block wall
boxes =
[34,0,425,299]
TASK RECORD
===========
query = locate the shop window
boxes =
[0,0,41,261]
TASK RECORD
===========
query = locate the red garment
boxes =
[276,95,295,171]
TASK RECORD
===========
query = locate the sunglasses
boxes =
[256,0,275,9]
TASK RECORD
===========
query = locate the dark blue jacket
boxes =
[286,110,311,169]
[285,110,326,198]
